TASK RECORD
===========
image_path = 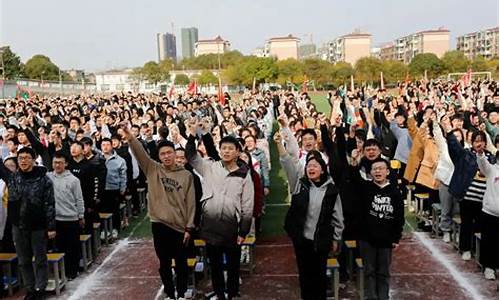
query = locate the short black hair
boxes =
[471,130,487,144]
[363,138,381,149]
[70,140,84,148]
[80,137,93,146]
[220,135,242,151]
[301,128,317,140]
[371,157,390,169]
[157,140,175,152]
[17,147,37,159]
[53,151,68,161]
[101,137,112,144]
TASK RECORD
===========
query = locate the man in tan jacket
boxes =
[121,123,195,300]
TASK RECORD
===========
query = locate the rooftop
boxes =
[196,35,229,43]
[268,34,300,42]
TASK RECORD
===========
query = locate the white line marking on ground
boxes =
[414,232,485,300]
[154,284,164,300]
[67,213,149,300]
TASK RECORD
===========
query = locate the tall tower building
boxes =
[181,27,199,59]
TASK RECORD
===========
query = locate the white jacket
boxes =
[432,124,454,186]
[477,154,499,217]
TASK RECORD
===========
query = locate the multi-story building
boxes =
[299,44,317,59]
[194,36,230,56]
[326,31,372,65]
[263,34,300,60]
[381,28,450,63]
[157,32,177,62]
[252,47,266,57]
[457,27,499,60]
[181,27,198,59]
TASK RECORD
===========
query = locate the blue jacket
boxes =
[104,152,127,193]
[447,133,495,199]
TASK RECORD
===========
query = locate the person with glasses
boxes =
[0,147,55,300]
[348,156,404,300]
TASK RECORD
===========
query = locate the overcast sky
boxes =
[1,0,498,72]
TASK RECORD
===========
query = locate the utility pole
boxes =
[0,47,5,99]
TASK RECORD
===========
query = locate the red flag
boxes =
[186,81,197,95]
[168,84,175,98]
[460,69,472,87]
[301,76,308,93]
[218,77,225,105]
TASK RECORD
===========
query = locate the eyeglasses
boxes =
[371,167,387,171]
[17,156,33,161]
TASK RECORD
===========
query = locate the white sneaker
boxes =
[112,229,118,239]
[442,232,451,243]
[484,268,496,280]
[461,251,472,261]
[100,231,105,240]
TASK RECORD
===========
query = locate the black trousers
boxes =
[102,190,121,231]
[292,238,328,300]
[480,212,498,269]
[55,220,81,278]
[206,243,241,299]
[151,222,188,299]
[359,240,392,300]
[459,200,482,252]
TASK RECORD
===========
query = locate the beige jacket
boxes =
[129,137,195,233]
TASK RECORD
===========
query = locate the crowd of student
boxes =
[0,77,496,300]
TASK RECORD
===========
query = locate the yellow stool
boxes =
[80,235,92,271]
[46,253,66,296]
[99,213,113,245]
[242,236,256,274]
[0,253,19,296]
[327,258,340,300]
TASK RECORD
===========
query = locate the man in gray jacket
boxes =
[185,118,254,300]
[48,151,85,279]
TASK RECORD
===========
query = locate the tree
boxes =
[158,59,173,82]
[223,56,277,86]
[141,61,162,84]
[24,55,60,80]
[355,57,383,84]
[174,74,190,85]
[331,62,354,86]
[0,46,24,79]
[197,70,218,85]
[276,59,304,85]
[382,60,408,84]
[302,58,333,86]
[441,51,469,73]
[470,55,489,72]
[408,53,444,79]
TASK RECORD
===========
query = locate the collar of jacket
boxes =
[221,160,249,179]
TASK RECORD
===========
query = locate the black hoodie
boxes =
[348,166,404,248]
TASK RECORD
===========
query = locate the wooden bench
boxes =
[99,213,113,245]
[326,258,339,300]
[241,236,256,274]
[414,193,430,219]
[451,216,461,250]
[137,187,147,212]
[344,240,357,278]
[80,235,92,272]
[431,203,442,238]
[356,258,364,300]
[0,253,19,296]
[46,253,66,296]
[474,233,482,268]
[92,222,101,258]
[405,185,415,210]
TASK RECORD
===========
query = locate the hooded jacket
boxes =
[47,170,85,221]
[0,165,55,231]
[129,137,195,233]
[477,154,499,217]
[348,166,404,248]
[104,151,127,193]
[186,135,254,247]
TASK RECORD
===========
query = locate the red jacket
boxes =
[251,170,264,218]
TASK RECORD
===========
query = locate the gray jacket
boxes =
[187,146,254,246]
[104,152,127,193]
[48,170,85,221]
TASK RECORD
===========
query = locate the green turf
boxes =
[120,211,153,239]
